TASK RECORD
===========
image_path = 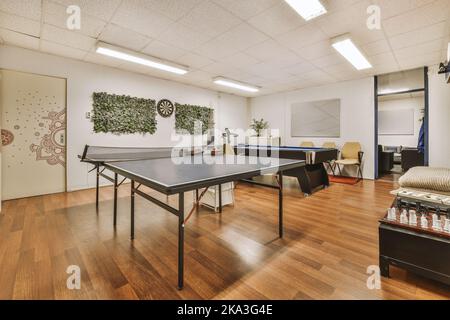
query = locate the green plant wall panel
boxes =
[175,103,214,134]
[92,92,157,134]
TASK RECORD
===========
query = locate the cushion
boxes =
[335,159,359,165]
[399,166,450,193]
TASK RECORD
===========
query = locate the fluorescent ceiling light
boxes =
[96,42,188,75]
[213,77,259,93]
[285,0,327,21]
[331,35,372,70]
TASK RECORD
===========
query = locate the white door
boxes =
[1,70,66,200]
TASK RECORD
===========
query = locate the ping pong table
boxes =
[80,145,305,289]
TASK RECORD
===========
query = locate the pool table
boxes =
[234,144,338,196]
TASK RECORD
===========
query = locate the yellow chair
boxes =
[335,142,364,180]
[322,142,336,149]
[300,141,315,147]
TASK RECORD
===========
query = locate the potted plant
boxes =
[249,118,269,137]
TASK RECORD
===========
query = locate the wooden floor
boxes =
[378,165,404,183]
[0,177,449,300]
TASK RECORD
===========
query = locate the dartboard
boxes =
[157,99,174,118]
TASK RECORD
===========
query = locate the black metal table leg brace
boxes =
[130,180,135,239]
[178,192,185,290]
[96,164,100,209]
[113,173,118,227]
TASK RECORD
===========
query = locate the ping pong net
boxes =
[80,145,204,163]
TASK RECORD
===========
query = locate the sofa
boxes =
[401,147,424,172]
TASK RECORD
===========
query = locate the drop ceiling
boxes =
[0,0,449,97]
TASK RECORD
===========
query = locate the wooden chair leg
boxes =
[337,164,342,176]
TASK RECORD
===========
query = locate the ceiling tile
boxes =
[244,39,295,61]
[374,0,436,20]
[321,0,362,13]
[311,53,345,68]
[383,0,450,36]
[213,0,278,20]
[174,52,215,69]
[0,0,41,20]
[156,23,212,51]
[243,62,293,79]
[389,21,448,50]
[294,40,336,60]
[281,61,317,76]
[363,39,392,56]
[43,0,107,38]
[0,11,41,37]
[276,24,328,52]
[398,50,442,69]
[315,1,366,38]
[141,40,187,62]
[145,0,203,20]
[325,62,359,76]
[0,28,40,50]
[394,38,445,60]
[195,23,268,60]
[40,40,87,60]
[352,27,386,45]
[262,52,303,69]
[300,69,336,82]
[248,1,305,37]
[178,1,242,38]
[99,23,152,51]
[200,62,241,78]
[51,0,122,21]
[41,24,97,51]
[219,52,260,69]
[112,0,175,38]
[369,51,398,67]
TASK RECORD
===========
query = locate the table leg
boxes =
[196,189,199,210]
[380,256,390,277]
[279,171,283,238]
[113,173,118,227]
[130,180,135,240]
[96,165,100,209]
[218,184,222,213]
[178,192,185,290]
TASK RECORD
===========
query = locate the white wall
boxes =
[428,65,450,168]
[0,45,249,191]
[378,96,424,148]
[250,77,375,179]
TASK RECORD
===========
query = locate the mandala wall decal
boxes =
[30,109,66,167]
[157,99,174,118]
[1,129,14,146]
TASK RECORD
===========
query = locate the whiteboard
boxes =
[378,109,414,135]
[291,99,340,137]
